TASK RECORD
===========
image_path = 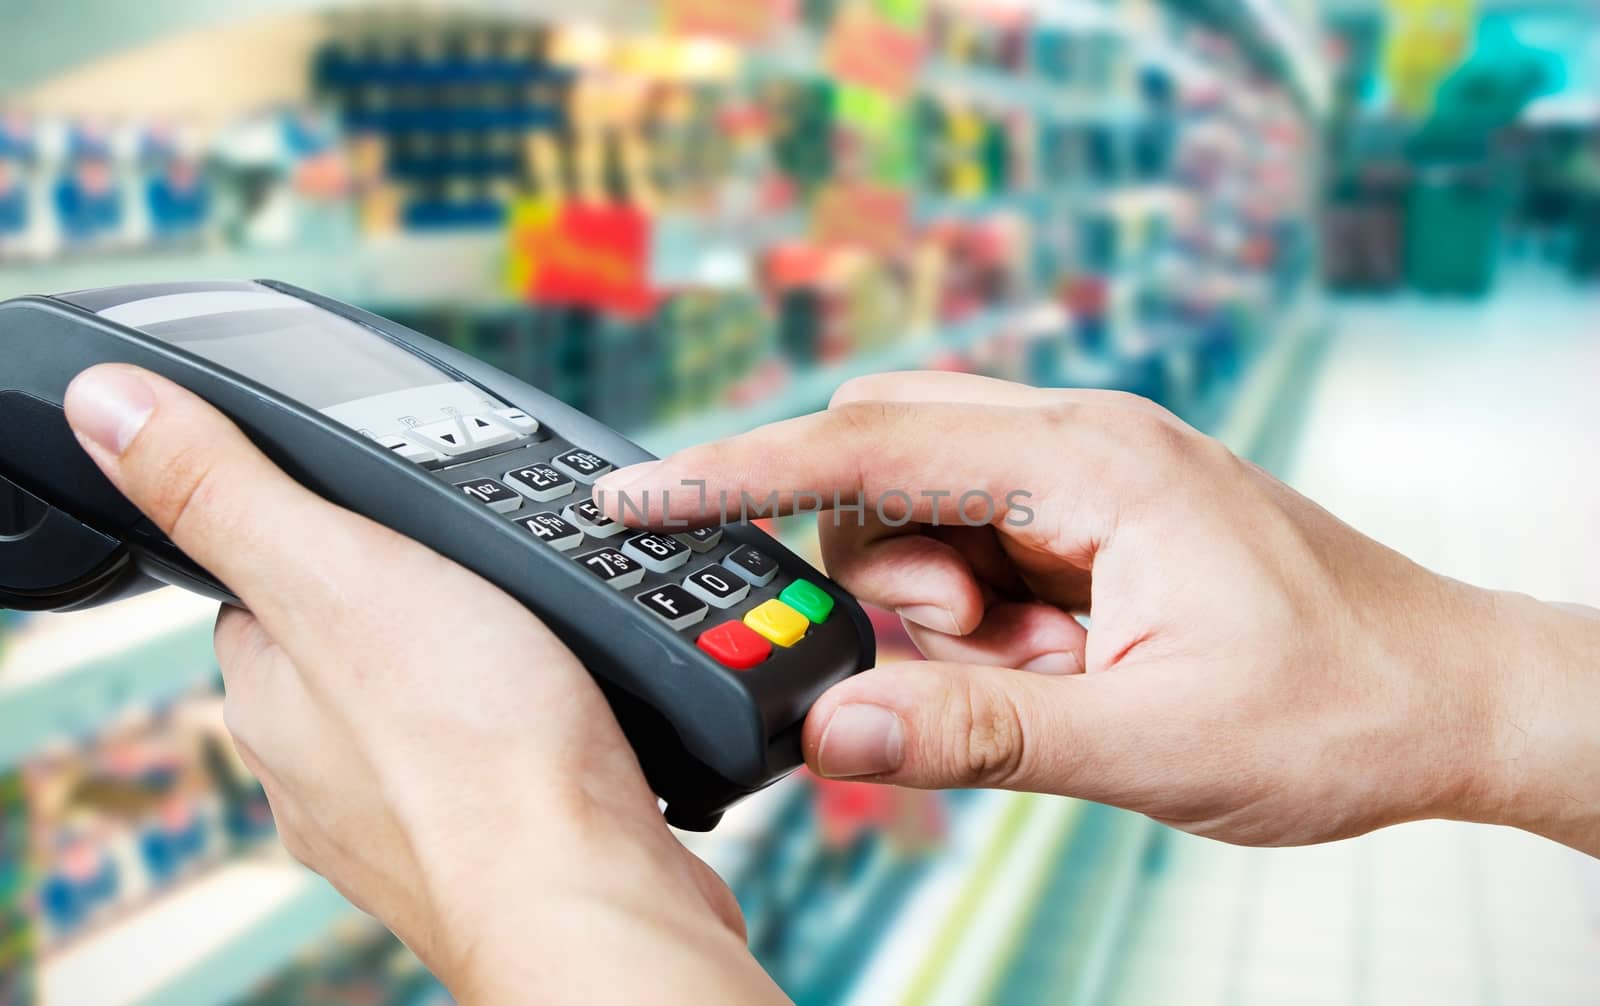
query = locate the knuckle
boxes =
[1191,429,1241,470]
[829,374,886,409]
[829,398,898,439]
[1035,399,1086,433]
[1088,389,1150,412]
[943,681,1028,787]
[1095,389,1180,425]
[1093,408,1209,496]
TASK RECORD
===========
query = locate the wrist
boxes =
[440,887,761,1005]
[402,793,747,998]
[1460,590,1600,852]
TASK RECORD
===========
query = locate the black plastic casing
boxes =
[0,281,875,830]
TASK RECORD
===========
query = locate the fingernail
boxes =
[897,604,961,635]
[817,704,904,778]
[65,368,156,456]
[1021,651,1081,675]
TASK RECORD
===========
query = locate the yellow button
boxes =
[743,599,809,647]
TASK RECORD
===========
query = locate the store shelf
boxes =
[983,808,1155,1006]
[841,790,1039,1006]
[0,0,659,94]
[633,303,1033,456]
[0,591,220,772]
[1210,286,1326,458]
[917,62,1141,126]
[1189,0,1329,115]
[38,858,358,1006]
[0,232,507,309]
[895,795,1086,1006]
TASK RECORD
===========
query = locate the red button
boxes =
[697,620,772,670]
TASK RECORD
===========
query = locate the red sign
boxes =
[517,203,655,318]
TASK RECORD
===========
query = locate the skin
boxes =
[62,365,781,1005]
[62,365,1600,1002]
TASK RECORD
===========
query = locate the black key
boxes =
[634,584,708,629]
[673,526,723,552]
[563,498,622,537]
[454,477,521,513]
[723,544,778,586]
[504,463,574,502]
[683,565,750,608]
[576,547,644,589]
[622,532,689,572]
[519,512,582,551]
[551,448,613,483]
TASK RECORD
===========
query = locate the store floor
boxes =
[1101,267,1600,1006]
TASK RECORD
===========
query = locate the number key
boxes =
[552,448,613,484]
[723,545,778,586]
[576,548,644,589]
[454,477,521,514]
[563,498,623,538]
[622,532,689,573]
[519,512,583,551]
[505,463,574,502]
[673,527,723,552]
[683,565,750,609]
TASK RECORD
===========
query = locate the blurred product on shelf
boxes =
[0,0,1314,439]
[233,922,452,1006]
[1,771,35,1006]
[18,691,272,953]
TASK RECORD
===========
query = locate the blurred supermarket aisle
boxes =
[1104,266,1600,1006]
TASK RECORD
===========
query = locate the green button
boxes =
[779,579,834,623]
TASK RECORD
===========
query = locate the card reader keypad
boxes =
[384,403,837,675]
[551,448,612,484]
[683,565,749,608]
[564,498,623,538]
[577,547,644,589]
[622,532,689,573]
[504,463,572,502]
[519,512,582,551]
[455,477,521,514]
[634,584,707,630]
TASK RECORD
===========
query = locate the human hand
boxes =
[63,365,784,1003]
[597,372,1600,854]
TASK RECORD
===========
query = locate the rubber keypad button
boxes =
[697,620,773,670]
[743,599,809,647]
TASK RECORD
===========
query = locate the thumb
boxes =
[62,364,407,639]
[803,660,1185,802]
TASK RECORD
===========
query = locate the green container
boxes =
[1405,170,1502,296]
